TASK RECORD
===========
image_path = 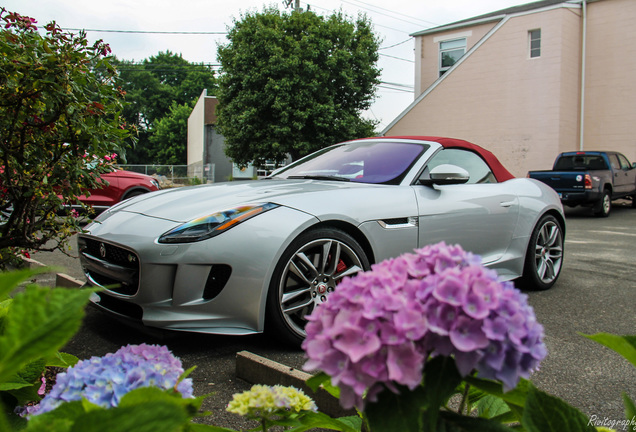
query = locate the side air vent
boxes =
[203,265,232,300]
[378,216,418,229]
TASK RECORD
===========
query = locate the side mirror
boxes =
[419,164,470,186]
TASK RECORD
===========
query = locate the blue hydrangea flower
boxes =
[303,242,547,410]
[27,344,193,416]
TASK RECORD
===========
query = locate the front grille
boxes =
[81,238,138,269]
[79,236,140,296]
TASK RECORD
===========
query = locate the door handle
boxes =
[500,200,516,208]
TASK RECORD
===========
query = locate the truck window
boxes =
[609,155,620,170]
[554,155,608,171]
[617,154,632,170]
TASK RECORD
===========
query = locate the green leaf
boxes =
[623,393,636,421]
[306,372,341,399]
[186,424,238,432]
[582,333,636,368]
[45,351,80,368]
[5,380,43,406]
[306,372,331,392]
[476,394,512,420]
[27,394,194,432]
[437,410,517,431]
[280,411,361,432]
[365,385,426,432]
[73,402,188,432]
[464,376,530,411]
[522,385,596,432]
[24,400,87,432]
[421,356,463,411]
[0,374,34,391]
[365,357,462,432]
[0,285,93,383]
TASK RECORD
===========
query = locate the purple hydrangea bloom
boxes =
[302,242,547,410]
[27,344,193,416]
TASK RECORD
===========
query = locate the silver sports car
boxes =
[78,136,565,345]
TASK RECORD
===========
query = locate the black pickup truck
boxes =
[528,151,636,217]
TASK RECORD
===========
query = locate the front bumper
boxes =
[79,206,318,335]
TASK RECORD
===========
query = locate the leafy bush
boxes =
[0,8,135,267]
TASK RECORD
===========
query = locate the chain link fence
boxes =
[119,165,199,187]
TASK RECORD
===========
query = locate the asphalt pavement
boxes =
[27,201,636,429]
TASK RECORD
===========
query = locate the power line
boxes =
[377,84,413,93]
[339,0,435,29]
[343,0,439,27]
[62,28,226,35]
[379,53,413,63]
[381,81,413,89]
[304,2,411,34]
[379,38,412,50]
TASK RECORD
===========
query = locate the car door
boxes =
[82,171,120,207]
[615,153,636,194]
[412,148,519,265]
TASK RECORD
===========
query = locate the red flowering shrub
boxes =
[0,8,136,266]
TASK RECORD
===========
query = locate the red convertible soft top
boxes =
[386,136,516,183]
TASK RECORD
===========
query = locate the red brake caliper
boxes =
[336,259,347,275]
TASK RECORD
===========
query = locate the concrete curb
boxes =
[22,256,85,288]
[236,351,355,418]
[20,257,352,418]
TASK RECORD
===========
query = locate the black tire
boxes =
[631,195,636,209]
[122,190,146,201]
[520,214,564,291]
[593,189,611,217]
[266,228,370,346]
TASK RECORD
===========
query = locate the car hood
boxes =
[104,169,155,180]
[104,179,376,222]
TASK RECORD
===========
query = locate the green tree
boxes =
[148,101,195,165]
[216,7,381,165]
[116,51,217,164]
[0,9,135,267]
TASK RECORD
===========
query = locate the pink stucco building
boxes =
[382,0,636,177]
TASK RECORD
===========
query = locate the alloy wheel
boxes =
[277,237,364,338]
[533,219,563,284]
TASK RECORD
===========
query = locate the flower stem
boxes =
[458,384,470,415]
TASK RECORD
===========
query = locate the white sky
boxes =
[4,0,534,130]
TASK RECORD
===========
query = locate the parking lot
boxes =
[29,201,636,429]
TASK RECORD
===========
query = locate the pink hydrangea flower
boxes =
[302,242,546,410]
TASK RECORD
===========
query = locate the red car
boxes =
[78,169,160,212]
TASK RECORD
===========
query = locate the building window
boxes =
[529,29,541,58]
[439,38,466,76]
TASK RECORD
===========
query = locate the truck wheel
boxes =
[593,189,611,217]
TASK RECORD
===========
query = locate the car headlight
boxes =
[158,202,279,244]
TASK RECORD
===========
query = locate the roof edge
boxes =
[411,0,581,37]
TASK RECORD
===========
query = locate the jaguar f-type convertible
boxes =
[78,136,565,344]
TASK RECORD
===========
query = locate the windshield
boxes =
[272,140,428,184]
